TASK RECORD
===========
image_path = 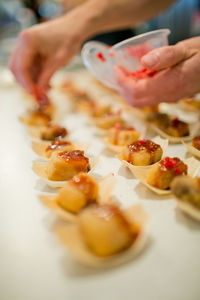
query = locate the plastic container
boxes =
[81,29,170,89]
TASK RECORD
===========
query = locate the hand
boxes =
[115,41,200,107]
[9,12,87,96]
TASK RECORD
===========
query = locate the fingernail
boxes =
[142,53,158,68]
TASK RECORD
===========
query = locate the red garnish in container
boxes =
[96,52,106,62]
[129,68,157,80]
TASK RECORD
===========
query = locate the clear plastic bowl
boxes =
[81,29,171,89]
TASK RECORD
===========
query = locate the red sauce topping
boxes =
[46,140,72,152]
[193,136,200,151]
[41,124,68,141]
[159,157,187,175]
[96,52,106,62]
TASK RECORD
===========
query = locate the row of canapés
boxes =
[19,76,200,267]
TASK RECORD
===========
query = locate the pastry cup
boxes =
[102,130,146,154]
[132,157,200,195]
[32,156,98,188]
[184,142,200,159]
[117,136,168,176]
[174,197,200,221]
[171,176,200,221]
[31,140,88,159]
[54,204,148,268]
[39,174,115,223]
[149,122,200,144]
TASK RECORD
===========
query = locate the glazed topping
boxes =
[159,157,188,175]
[192,136,200,151]
[71,173,97,200]
[41,124,68,141]
[46,140,72,152]
[128,140,161,153]
[32,109,51,121]
[58,150,89,166]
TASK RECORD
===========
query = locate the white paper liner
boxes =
[149,122,200,144]
[32,156,99,188]
[184,142,200,159]
[117,136,168,176]
[39,174,116,222]
[131,157,200,195]
[54,204,148,268]
[31,140,88,159]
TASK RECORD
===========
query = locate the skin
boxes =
[115,38,200,106]
[9,0,175,98]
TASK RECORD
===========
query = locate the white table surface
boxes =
[1,77,200,300]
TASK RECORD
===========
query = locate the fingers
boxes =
[9,34,36,94]
[141,45,197,71]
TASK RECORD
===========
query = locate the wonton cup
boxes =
[32,154,98,188]
[132,157,200,195]
[117,136,168,176]
[171,175,200,221]
[54,204,148,268]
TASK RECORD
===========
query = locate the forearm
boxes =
[65,0,176,40]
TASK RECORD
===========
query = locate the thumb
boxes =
[141,45,197,70]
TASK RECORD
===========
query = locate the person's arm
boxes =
[115,37,200,106]
[9,0,175,96]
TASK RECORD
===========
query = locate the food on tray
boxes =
[40,124,68,141]
[56,173,98,213]
[192,136,200,151]
[47,150,90,181]
[21,108,51,127]
[95,111,125,130]
[45,140,74,158]
[181,97,200,111]
[147,157,187,190]
[76,100,111,118]
[79,204,139,257]
[171,176,200,209]
[108,123,140,146]
[148,113,189,137]
[122,140,163,166]
[59,81,91,102]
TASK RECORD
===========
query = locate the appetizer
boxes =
[79,204,139,257]
[59,81,91,102]
[39,173,115,222]
[171,176,200,220]
[45,140,75,158]
[107,123,140,146]
[47,150,90,181]
[95,111,125,130]
[39,123,68,141]
[180,97,200,111]
[148,113,189,137]
[122,139,163,166]
[56,173,98,213]
[20,108,51,127]
[147,157,187,190]
[192,136,200,151]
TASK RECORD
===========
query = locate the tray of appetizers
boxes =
[2,68,200,300]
